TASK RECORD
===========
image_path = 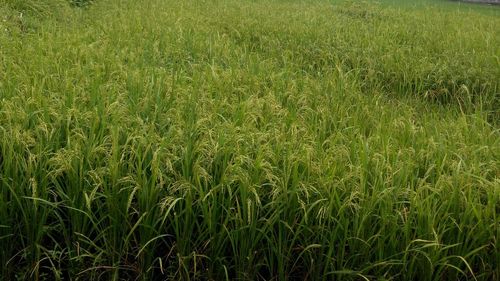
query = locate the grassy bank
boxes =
[0,0,499,280]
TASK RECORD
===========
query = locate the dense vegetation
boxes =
[0,0,499,280]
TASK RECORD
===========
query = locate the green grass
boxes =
[0,0,499,280]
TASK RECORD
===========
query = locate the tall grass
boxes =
[0,0,499,280]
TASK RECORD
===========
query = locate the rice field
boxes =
[0,0,499,280]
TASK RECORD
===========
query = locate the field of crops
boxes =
[0,0,499,280]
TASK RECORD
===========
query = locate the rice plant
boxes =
[0,0,499,280]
